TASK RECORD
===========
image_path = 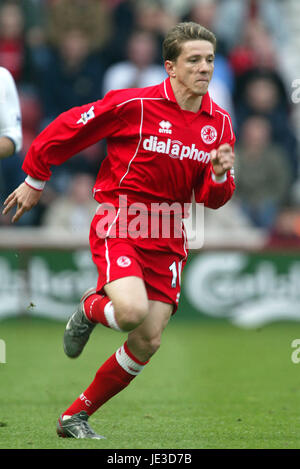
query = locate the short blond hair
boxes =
[163,22,217,62]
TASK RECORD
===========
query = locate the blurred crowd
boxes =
[0,0,299,246]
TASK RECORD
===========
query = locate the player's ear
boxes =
[165,60,176,78]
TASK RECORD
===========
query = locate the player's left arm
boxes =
[210,143,235,180]
[194,114,236,209]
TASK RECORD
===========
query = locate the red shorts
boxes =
[89,213,188,313]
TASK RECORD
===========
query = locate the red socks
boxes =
[62,342,148,417]
[84,293,123,331]
[62,294,148,418]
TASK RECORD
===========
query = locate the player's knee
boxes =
[116,301,149,331]
[133,335,161,360]
[145,336,161,357]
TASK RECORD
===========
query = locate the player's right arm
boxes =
[2,90,122,222]
[22,93,121,181]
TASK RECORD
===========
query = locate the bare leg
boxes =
[104,276,150,331]
[127,300,173,362]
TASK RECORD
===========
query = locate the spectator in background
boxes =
[214,0,287,54]
[0,1,28,83]
[268,207,300,247]
[235,115,291,230]
[35,25,106,191]
[47,0,112,53]
[34,0,113,124]
[20,0,50,84]
[228,17,277,78]
[183,0,227,55]
[203,192,253,237]
[134,0,179,63]
[42,173,98,232]
[100,0,136,66]
[234,69,299,178]
[37,28,106,124]
[103,0,179,67]
[227,12,299,179]
[102,29,167,94]
[28,1,110,209]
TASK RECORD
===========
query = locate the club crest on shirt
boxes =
[201,125,217,144]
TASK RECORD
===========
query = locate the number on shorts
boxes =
[169,261,182,288]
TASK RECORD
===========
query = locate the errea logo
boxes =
[159,120,172,134]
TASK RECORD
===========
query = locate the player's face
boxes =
[167,40,215,96]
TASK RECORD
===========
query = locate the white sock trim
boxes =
[104,301,123,331]
[115,345,145,376]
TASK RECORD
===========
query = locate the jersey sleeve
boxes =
[22,90,122,180]
[0,67,22,153]
[194,111,236,209]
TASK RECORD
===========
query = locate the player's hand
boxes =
[210,143,235,177]
[2,182,43,223]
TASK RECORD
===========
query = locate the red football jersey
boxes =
[23,77,235,211]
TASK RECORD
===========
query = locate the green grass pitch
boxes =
[0,316,300,449]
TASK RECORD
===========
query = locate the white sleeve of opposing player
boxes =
[0,67,22,153]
